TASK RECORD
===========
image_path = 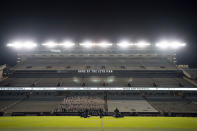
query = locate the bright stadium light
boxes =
[97,41,113,48]
[79,41,94,48]
[23,41,37,49]
[156,40,186,49]
[171,41,186,49]
[60,41,75,48]
[135,41,151,48]
[7,42,23,49]
[117,40,133,48]
[42,41,58,48]
[7,41,37,49]
[155,40,169,49]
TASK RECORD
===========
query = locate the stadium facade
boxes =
[0,41,197,116]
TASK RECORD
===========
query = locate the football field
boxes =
[0,116,197,131]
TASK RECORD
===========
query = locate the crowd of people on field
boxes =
[55,96,105,112]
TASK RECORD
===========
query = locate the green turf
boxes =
[1,128,197,131]
[0,116,197,131]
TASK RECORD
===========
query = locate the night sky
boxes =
[0,0,196,67]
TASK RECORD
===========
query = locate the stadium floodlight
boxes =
[42,41,58,48]
[7,41,37,49]
[171,41,186,49]
[23,41,37,49]
[155,40,169,49]
[97,41,113,48]
[7,42,23,49]
[135,41,151,48]
[60,41,75,48]
[156,40,186,49]
[79,41,93,48]
[117,40,133,48]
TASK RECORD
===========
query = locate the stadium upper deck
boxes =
[1,40,197,90]
[12,54,176,71]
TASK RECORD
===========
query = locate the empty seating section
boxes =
[107,99,158,112]
[132,78,154,87]
[0,96,24,111]
[62,78,78,86]
[107,95,157,112]
[152,78,192,87]
[13,57,175,70]
[0,77,193,87]
[1,55,194,88]
[1,96,63,112]
[38,78,60,87]
[147,96,197,113]
[0,78,37,87]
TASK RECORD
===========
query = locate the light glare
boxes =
[60,41,75,48]
[6,39,186,50]
[171,41,186,49]
[73,77,80,83]
[156,40,169,49]
[106,76,115,83]
[7,41,37,49]
[97,41,113,48]
[156,40,186,49]
[42,41,58,48]
[79,41,93,48]
[136,41,151,48]
[117,41,133,48]
[90,77,101,83]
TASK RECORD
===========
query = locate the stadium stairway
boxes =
[180,68,197,87]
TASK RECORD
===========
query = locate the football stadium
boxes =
[0,40,197,131]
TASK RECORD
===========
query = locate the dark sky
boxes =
[0,0,196,67]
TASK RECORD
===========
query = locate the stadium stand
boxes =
[0,77,193,87]
[107,95,158,112]
[0,49,197,116]
[5,96,63,113]
[0,91,197,115]
[184,69,197,84]
[147,96,197,113]
[0,96,25,112]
